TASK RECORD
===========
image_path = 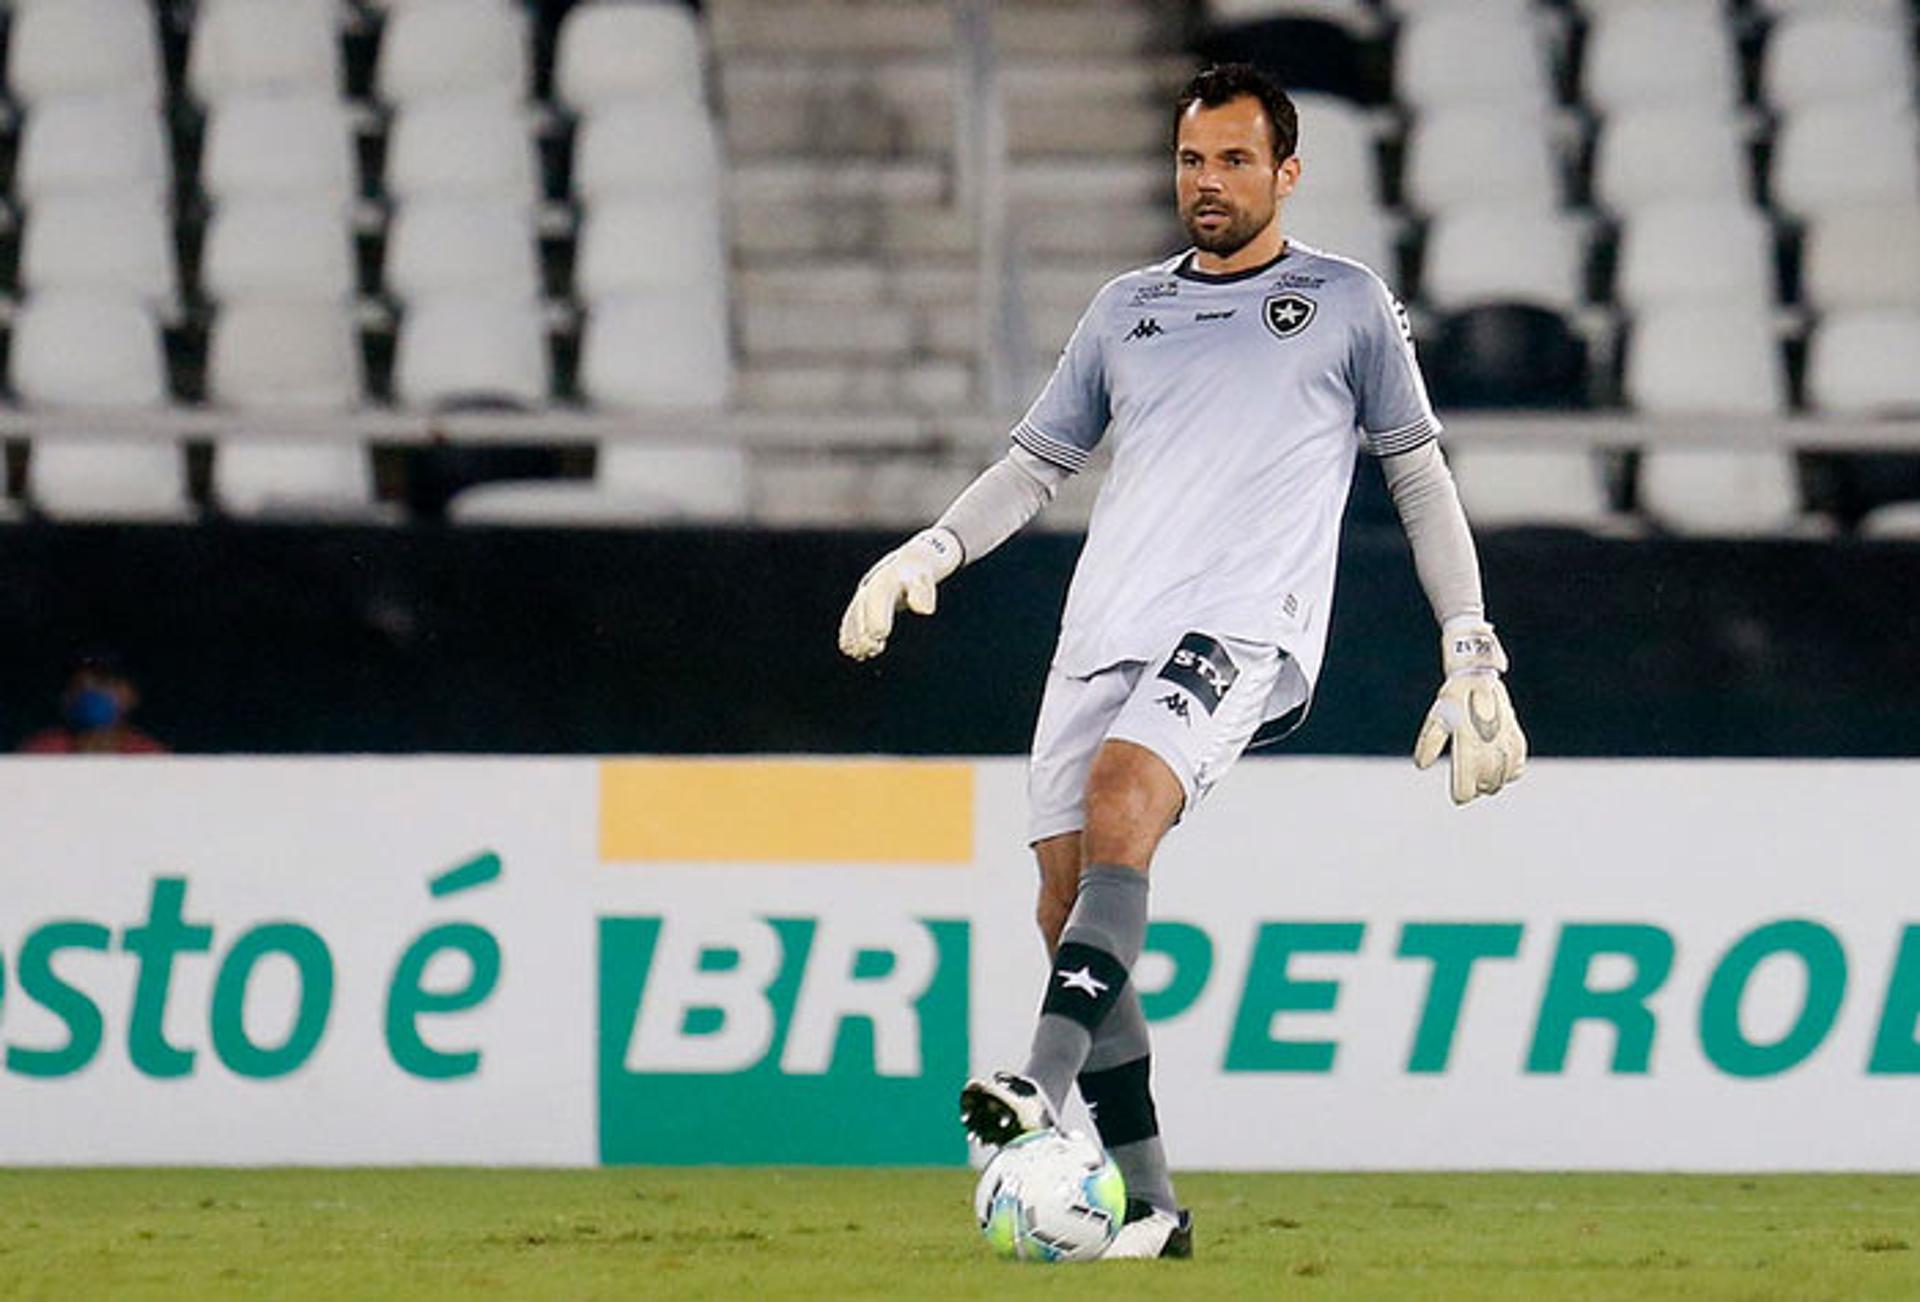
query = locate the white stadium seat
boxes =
[11,293,168,408]
[1615,200,1774,310]
[1592,109,1750,214]
[1583,3,1739,111]
[555,0,707,108]
[202,94,358,202]
[1206,0,1374,28]
[20,194,177,310]
[1420,206,1583,313]
[395,295,550,409]
[448,443,749,525]
[16,96,170,202]
[571,99,722,202]
[1771,103,1920,219]
[581,289,731,412]
[385,96,537,202]
[1289,94,1378,206]
[1451,446,1620,531]
[1626,304,1786,416]
[8,0,162,105]
[1395,7,1552,110]
[1762,11,1915,111]
[376,0,529,103]
[575,196,727,300]
[1638,447,1807,537]
[385,200,542,303]
[213,440,384,519]
[29,439,193,522]
[202,198,357,302]
[1801,206,1920,312]
[189,0,342,103]
[1403,107,1558,214]
[1805,310,1920,416]
[209,299,362,411]
[1753,0,1906,15]
[1280,200,1398,286]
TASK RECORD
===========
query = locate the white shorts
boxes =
[1026,630,1311,845]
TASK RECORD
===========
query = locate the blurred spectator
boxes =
[18,653,169,755]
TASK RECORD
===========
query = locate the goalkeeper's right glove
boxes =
[1412,620,1528,806]
[837,527,962,661]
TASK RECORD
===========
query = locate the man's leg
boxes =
[1033,831,1180,1217]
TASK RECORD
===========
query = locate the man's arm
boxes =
[837,447,1070,661]
[1379,441,1528,804]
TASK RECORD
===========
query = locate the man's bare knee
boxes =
[1083,741,1183,868]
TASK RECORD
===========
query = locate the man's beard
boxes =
[1180,198,1274,257]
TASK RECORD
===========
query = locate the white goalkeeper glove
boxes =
[837,527,963,661]
[1413,620,1528,806]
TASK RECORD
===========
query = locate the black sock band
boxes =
[1040,940,1129,1031]
[1078,1055,1159,1147]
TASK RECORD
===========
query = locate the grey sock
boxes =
[1023,864,1149,1111]
[1080,991,1178,1213]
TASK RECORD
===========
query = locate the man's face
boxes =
[1175,96,1299,257]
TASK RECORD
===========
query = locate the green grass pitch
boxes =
[1,1169,1916,1299]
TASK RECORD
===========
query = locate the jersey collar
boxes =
[1173,243,1292,285]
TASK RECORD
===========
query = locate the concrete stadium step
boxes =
[738,360,976,411]
[751,453,991,527]
[730,156,1165,208]
[733,197,1176,260]
[711,0,1175,60]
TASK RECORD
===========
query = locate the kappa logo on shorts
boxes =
[1156,633,1239,716]
[1263,292,1317,340]
[1155,692,1192,725]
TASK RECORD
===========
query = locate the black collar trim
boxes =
[1173,245,1292,284]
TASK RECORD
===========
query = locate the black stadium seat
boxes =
[1425,304,1590,410]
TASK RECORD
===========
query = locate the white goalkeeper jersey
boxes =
[1012,242,1440,695]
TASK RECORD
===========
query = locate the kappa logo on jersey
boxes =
[1126,317,1165,342]
[1263,292,1317,340]
[1157,632,1239,715]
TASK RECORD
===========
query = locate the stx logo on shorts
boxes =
[1157,633,1238,715]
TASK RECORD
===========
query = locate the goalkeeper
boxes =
[838,63,1525,1260]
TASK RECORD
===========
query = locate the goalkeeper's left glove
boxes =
[1413,620,1528,806]
[837,527,962,661]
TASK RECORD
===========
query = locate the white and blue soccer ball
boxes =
[973,1128,1126,1262]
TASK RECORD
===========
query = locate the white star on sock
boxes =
[1056,965,1109,997]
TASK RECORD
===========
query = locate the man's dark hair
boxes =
[1173,63,1299,164]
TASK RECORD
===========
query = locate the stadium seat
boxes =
[202,198,357,302]
[554,0,707,108]
[575,196,727,300]
[386,96,538,202]
[16,96,170,202]
[1805,310,1920,415]
[448,442,750,525]
[1637,447,1807,537]
[20,194,177,310]
[1626,305,1787,416]
[1291,94,1378,205]
[1772,103,1920,219]
[1419,207,1583,313]
[1196,7,1375,103]
[394,295,551,409]
[189,0,341,102]
[571,99,722,202]
[1402,107,1558,214]
[201,94,358,202]
[213,441,385,520]
[1582,3,1739,111]
[1762,11,1914,111]
[1615,200,1774,310]
[1281,199,1397,284]
[1424,304,1589,408]
[209,299,362,411]
[7,0,163,105]
[385,200,542,304]
[28,439,194,522]
[1801,206,1920,312]
[1451,445,1617,529]
[1591,108,1750,214]
[376,0,529,103]
[10,293,168,409]
[1395,7,1552,110]
[1753,0,1906,15]
[581,290,731,411]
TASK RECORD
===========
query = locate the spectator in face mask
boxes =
[18,654,169,755]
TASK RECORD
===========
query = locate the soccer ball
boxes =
[973,1129,1126,1262]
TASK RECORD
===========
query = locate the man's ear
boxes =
[1276,155,1302,201]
